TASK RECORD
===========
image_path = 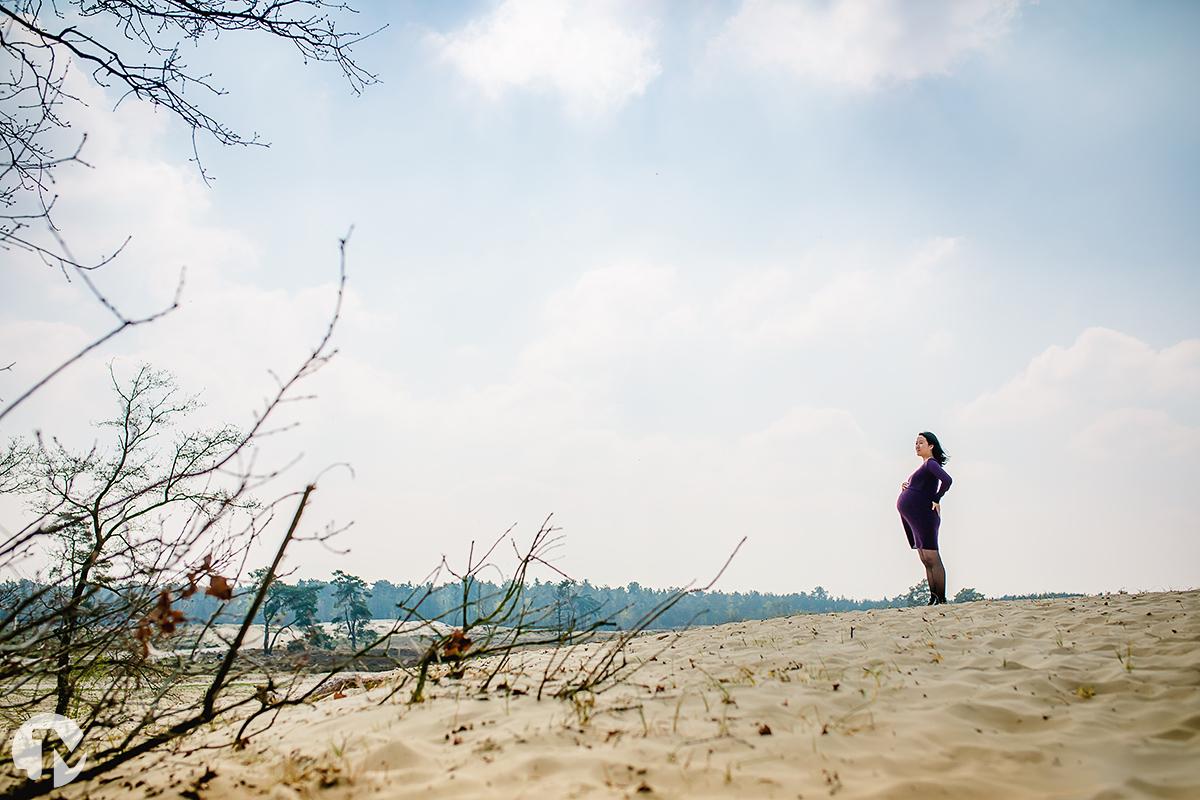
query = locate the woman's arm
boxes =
[927,460,953,501]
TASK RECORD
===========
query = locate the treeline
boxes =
[0,576,1084,636]
[13,577,1076,630]
[179,577,915,629]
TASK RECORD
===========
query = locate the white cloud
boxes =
[332,377,901,595]
[715,237,960,347]
[429,0,662,117]
[1071,408,1200,460]
[239,249,944,595]
[521,262,699,373]
[958,327,1200,427]
[922,328,957,358]
[713,0,1021,89]
[947,328,1200,593]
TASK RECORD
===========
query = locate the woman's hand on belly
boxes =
[932,502,940,514]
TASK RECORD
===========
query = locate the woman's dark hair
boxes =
[920,431,949,465]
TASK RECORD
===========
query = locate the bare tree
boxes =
[0,0,382,415]
[0,233,355,799]
[1,0,380,270]
[0,4,395,797]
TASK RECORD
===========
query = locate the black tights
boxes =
[919,549,946,603]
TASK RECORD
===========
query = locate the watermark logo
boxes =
[10,713,87,788]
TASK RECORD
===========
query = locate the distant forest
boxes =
[4,574,1080,634]
[1,575,1082,641]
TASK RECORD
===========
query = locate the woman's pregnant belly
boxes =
[896,488,930,516]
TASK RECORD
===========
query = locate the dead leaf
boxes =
[442,628,472,661]
[139,589,187,645]
[206,574,233,601]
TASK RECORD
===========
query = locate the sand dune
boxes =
[67,590,1200,799]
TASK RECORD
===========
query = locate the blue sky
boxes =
[3,0,1198,598]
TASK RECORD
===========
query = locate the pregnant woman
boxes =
[897,431,953,605]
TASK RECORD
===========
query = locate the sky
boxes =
[2,0,1198,600]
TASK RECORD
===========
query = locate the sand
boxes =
[152,619,453,659]
[60,590,1200,799]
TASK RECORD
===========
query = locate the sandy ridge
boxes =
[69,590,1200,799]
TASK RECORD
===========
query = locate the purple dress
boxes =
[897,458,953,551]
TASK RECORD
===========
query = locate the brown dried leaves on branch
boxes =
[133,554,232,655]
[442,629,473,661]
[177,554,234,601]
[207,575,233,601]
[134,590,185,655]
